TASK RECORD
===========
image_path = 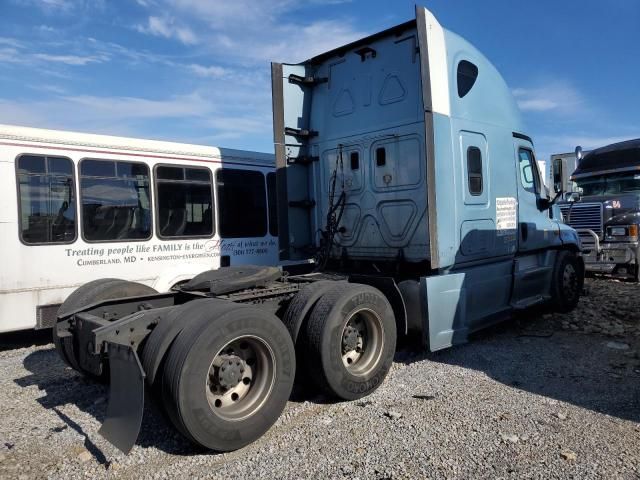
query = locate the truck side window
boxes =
[16,154,76,244]
[467,147,483,195]
[376,147,386,167]
[155,165,214,238]
[518,149,538,194]
[80,159,152,242]
[216,169,267,238]
[350,151,359,170]
[457,60,478,98]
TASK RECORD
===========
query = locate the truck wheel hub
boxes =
[217,355,244,389]
[342,326,360,352]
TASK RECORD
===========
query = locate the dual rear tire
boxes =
[158,300,295,451]
[158,282,396,451]
[287,282,397,401]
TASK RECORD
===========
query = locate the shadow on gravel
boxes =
[395,316,640,423]
[15,347,205,457]
[0,329,51,352]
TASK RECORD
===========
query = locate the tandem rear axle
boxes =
[54,266,406,453]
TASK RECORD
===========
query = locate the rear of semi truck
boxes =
[53,6,584,455]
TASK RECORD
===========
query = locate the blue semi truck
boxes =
[53,6,584,454]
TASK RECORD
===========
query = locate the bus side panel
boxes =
[0,161,15,224]
[0,143,280,332]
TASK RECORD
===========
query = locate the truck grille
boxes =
[559,203,603,239]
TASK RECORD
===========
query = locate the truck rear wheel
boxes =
[303,283,396,400]
[161,301,295,451]
[53,279,157,376]
[550,250,583,312]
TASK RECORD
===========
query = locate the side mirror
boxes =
[552,158,564,194]
[575,145,583,163]
[567,191,582,203]
[537,196,550,211]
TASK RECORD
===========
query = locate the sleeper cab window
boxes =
[457,60,478,98]
[16,154,77,244]
[518,149,538,194]
[350,151,360,170]
[466,147,483,195]
[155,165,214,239]
[79,159,152,242]
[216,169,267,238]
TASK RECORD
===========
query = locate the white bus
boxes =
[0,124,279,333]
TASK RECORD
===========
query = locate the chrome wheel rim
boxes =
[341,308,385,376]
[205,335,276,421]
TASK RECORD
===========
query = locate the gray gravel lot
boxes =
[0,278,638,479]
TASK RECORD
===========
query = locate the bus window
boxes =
[216,169,267,238]
[266,172,278,237]
[155,165,214,238]
[16,154,76,244]
[80,159,151,242]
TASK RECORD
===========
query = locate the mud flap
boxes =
[423,273,468,351]
[98,343,145,454]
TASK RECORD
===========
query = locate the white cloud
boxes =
[32,53,108,65]
[513,82,584,114]
[188,64,229,78]
[12,0,105,14]
[135,16,198,45]
[0,37,25,49]
[133,0,364,62]
[62,92,214,119]
[0,87,271,144]
[0,47,23,64]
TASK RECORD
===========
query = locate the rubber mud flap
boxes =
[98,343,145,454]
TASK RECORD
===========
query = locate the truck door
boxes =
[514,138,558,252]
[511,137,560,307]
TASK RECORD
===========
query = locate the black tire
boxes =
[304,283,396,400]
[161,300,295,451]
[550,250,583,313]
[282,281,340,340]
[141,299,238,389]
[282,281,340,385]
[53,279,157,376]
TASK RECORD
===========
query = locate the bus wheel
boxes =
[550,250,583,313]
[161,302,295,451]
[304,283,396,400]
[53,279,157,377]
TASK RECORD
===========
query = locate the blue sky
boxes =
[0,0,638,161]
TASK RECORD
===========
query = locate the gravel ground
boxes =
[0,278,638,479]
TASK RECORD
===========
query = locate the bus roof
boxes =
[0,124,274,166]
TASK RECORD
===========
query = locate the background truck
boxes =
[53,6,584,455]
[558,139,640,280]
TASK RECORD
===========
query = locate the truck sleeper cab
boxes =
[559,139,640,280]
[53,6,584,455]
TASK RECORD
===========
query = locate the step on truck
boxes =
[53,6,584,454]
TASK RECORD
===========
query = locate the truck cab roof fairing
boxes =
[572,139,640,179]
